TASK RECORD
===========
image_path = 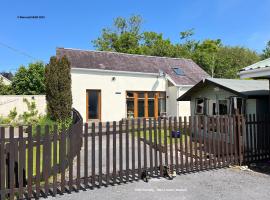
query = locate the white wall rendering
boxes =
[0,95,46,117]
[72,68,194,122]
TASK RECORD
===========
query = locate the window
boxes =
[212,103,216,115]
[126,92,135,118]
[218,100,228,115]
[230,97,244,115]
[172,67,185,76]
[126,91,166,118]
[127,100,134,118]
[195,98,205,114]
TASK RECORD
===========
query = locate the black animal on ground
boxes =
[141,169,150,182]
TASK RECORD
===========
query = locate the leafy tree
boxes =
[214,46,260,78]
[11,62,45,95]
[93,15,261,79]
[45,56,72,121]
[93,15,142,53]
[140,32,176,57]
[192,39,222,77]
[261,40,270,59]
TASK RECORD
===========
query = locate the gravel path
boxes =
[48,168,270,200]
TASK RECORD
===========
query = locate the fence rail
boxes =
[0,114,269,199]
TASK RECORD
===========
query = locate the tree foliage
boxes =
[93,15,261,78]
[45,56,72,121]
[261,40,270,59]
[11,62,45,95]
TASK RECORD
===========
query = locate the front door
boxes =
[86,90,101,121]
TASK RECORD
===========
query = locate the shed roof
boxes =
[177,78,269,101]
[240,58,270,72]
[56,48,209,86]
[239,58,270,79]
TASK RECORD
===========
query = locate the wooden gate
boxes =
[1,114,269,199]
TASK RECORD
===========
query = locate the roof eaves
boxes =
[71,67,159,77]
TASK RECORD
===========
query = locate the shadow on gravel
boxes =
[248,160,270,175]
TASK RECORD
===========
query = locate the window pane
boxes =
[88,91,99,119]
[148,92,155,99]
[158,98,166,116]
[127,92,134,98]
[212,103,216,115]
[219,100,228,115]
[237,98,243,114]
[138,99,145,117]
[148,99,154,117]
[127,99,134,118]
[138,92,144,99]
[159,92,166,98]
[231,97,243,115]
[196,98,204,114]
[172,67,185,76]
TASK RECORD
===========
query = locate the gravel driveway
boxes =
[49,167,270,200]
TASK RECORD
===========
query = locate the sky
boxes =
[0,0,270,72]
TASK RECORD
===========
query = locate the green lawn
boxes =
[135,129,187,145]
[25,141,60,177]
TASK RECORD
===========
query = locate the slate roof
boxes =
[56,48,209,85]
[178,78,269,101]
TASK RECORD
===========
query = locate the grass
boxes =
[135,129,187,145]
[25,141,61,177]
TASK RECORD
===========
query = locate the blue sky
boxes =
[1,0,270,72]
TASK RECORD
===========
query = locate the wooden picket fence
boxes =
[0,114,269,199]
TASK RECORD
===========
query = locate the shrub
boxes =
[19,98,40,125]
[45,56,72,122]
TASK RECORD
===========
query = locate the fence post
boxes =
[105,122,110,185]
[0,128,5,200]
[119,120,123,183]
[35,126,41,198]
[137,118,142,177]
[98,122,103,187]
[237,115,242,166]
[241,115,246,165]
[125,119,129,182]
[27,126,33,199]
[84,123,88,187]
[158,118,163,177]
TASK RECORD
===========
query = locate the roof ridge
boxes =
[56,47,193,62]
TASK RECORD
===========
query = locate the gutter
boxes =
[238,66,270,79]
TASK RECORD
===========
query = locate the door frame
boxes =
[86,89,101,121]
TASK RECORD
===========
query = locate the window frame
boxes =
[195,98,205,115]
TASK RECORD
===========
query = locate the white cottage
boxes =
[56,48,209,122]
